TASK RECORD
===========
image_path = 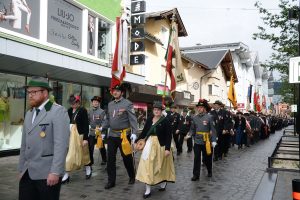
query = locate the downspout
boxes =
[200,70,213,99]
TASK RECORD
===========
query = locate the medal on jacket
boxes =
[40,125,46,138]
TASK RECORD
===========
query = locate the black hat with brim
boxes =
[68,94,80,104]
[111,84,124,91]
[213,100,223,106]
[196,99,211,111]
[25,76,52,91]
[183,108,189,113]
[153,101,164,110]
[91,96,101,102]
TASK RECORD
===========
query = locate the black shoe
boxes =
[101,161,107,165]
[128,177,135,184]
[104,182,115,189]
[61,177,70,184]
[191,176,199,181]
[143,193,151,199]
[159,182,167,191]
[86,171,92,179]
[208,172,212,177]
[187,150,192,153]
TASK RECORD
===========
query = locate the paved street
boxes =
[0,128,284,200]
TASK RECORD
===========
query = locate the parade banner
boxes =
[0,0,40,38]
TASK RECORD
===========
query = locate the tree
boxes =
[253,0,298,104]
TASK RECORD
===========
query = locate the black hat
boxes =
[236,111,243,115]
[183,108,189,113]
[213,100,223,106]
[111,84,124,91]
[68,94,80,105]
[25,76,52,91]
[170,104,177,108]
[91,96,101,102]
[196,99,211,111]
[153,101,164,110]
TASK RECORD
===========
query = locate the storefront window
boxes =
[0,73,26,150]
[98,19,112,60]
[52,81,81,109]
[82,85,101,110]
[133,102,147,130]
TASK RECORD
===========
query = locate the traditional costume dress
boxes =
[136,116,175,186]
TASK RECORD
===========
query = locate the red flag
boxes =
[165,22,179,100]
[110,15,128,90]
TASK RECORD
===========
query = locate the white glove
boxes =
[130,134,137,143]
[212,142,217,148]
[101,134,105,140]
[162,110,167,117]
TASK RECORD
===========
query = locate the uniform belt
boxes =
[112,128,131,133]
[196,132,209,135]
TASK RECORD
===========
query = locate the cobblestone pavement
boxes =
[0,128,285,200]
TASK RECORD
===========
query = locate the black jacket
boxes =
[234,116,246,131]
[68,107,89,140]
[137,116,172,151]
[177,115,192,135]
[166,111,180,132]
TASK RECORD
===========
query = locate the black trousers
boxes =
[172,131,179,151]
[19,171,62,200]
[88,135,107,166]
[193,144,212,177]
[178,133,193,153]
[107,136,135,184]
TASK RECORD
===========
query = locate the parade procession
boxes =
[0,0,297,200]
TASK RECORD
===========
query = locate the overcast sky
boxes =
[146,0,284,63]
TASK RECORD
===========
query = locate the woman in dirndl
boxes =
[135,101,175,199]
[61,94,90,183]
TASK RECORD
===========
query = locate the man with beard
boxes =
[18,77,69,200]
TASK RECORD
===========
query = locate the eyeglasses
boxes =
[27,89,45,96]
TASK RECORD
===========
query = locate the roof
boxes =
[181,42,249,52]
[146,8,188,37]
[182,50,238,82]
[145,32,163,45]
[183,50,228,70]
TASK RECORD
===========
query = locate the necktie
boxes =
[36,108,40,116]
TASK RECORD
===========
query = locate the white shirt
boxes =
[32,99,49,124]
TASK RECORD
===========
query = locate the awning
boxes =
[0,37,144,87]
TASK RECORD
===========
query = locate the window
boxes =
[0,73,26,151]
[208,84,219,96]
[160,26,169,49]
[51,81,81,109]
[98,19,112,60]
[208,85,212,95]
[82,85,101,110]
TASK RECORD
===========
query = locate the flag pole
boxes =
[163,10,176,105]
[162,70,168,105]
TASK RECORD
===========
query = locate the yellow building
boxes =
[128,8,192,108]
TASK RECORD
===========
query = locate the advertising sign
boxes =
[47,0,82,52]
[0,0,40,38]
[87,14,95,55]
